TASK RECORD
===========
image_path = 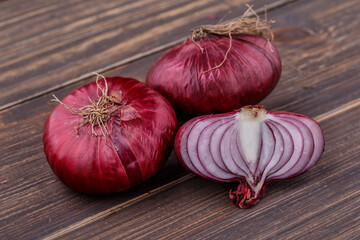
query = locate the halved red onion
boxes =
[174,106,324,208]
[44,76,177,194]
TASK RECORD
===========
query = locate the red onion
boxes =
[174,106,324,208]
[43,75,177,194]
[146,11,281,116]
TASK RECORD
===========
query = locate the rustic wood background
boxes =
[1,0,359,239]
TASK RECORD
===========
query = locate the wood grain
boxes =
[0,0,297,113]
[0,0,359,239]
[0,0,280,110]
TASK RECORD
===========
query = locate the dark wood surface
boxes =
[1,0,359,239]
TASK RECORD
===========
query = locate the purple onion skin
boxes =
[174,106,325,208]
[44,77,177,194]
[146,34,281,116]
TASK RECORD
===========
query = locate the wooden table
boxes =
[1,0,359,239]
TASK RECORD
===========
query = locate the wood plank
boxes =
[1,0,359,238]
[0,0,277,109]
[51,102,360,239]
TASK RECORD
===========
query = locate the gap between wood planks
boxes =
[0,0,297,112]
[43,97,360,240]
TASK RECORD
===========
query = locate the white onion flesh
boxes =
[175,106,325,199]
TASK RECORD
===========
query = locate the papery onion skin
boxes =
[174,106,324,208]
[146,34,281,116]
[44,77,177,194]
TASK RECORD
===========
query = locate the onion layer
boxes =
[44,76,177,194]
[146,33,281,116]
[174,106,324,208]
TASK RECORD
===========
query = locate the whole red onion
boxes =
[146,16,281,116]
[44,76,177,194]
[174,106,324,208]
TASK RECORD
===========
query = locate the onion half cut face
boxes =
[175,106,325,208]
